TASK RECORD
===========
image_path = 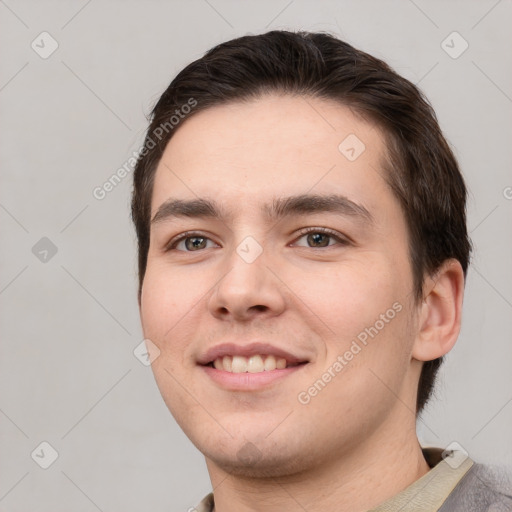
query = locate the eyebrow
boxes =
[151,193,373,226]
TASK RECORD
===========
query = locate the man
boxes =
[131,31,511,511]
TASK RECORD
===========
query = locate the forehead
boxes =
[150,94,392,217]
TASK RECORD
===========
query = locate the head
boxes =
[132,30,471,475]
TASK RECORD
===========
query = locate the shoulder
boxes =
[440,462,512,511]
[194,492,214,512]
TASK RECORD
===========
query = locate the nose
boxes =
[208,242,286,322]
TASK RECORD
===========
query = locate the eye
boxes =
[165,228,349,252]
[292,227,349,248]
[166,232,219,252]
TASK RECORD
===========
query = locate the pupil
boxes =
[308,233,329,247]
[186,237,206,250]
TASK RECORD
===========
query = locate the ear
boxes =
[412,259,465,362]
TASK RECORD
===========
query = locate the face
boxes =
[140,94,422,477]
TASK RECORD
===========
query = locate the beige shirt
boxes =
[194,447,475,512]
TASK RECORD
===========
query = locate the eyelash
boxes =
[165,227,350,252]
[294,227,350,248]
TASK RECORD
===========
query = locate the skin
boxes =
[139,94,465,512]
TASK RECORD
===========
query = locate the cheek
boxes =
[140,262,205,351]
[139,263,205,421]
[289,256,405,337]
[288,255,414,389]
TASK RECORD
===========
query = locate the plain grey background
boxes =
[1,1,511,510]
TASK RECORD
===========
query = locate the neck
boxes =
[205,412,430,512]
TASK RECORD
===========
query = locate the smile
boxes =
[209,354,303,373]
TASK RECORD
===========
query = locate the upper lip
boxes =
[197,342,309,366]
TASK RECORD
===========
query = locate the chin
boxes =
[207,452,308,479]
[202,438,317,479]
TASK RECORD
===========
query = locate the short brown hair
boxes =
[131,30,472,415]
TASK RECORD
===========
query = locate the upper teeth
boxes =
[213,354,288,373]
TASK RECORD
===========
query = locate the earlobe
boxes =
[412,259,465,362]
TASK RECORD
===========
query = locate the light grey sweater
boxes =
[194,447,512,511]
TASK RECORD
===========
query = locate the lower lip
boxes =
[200,364,306,390]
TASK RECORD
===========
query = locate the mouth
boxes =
[205,354,306,373]
[197,343,310,390]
